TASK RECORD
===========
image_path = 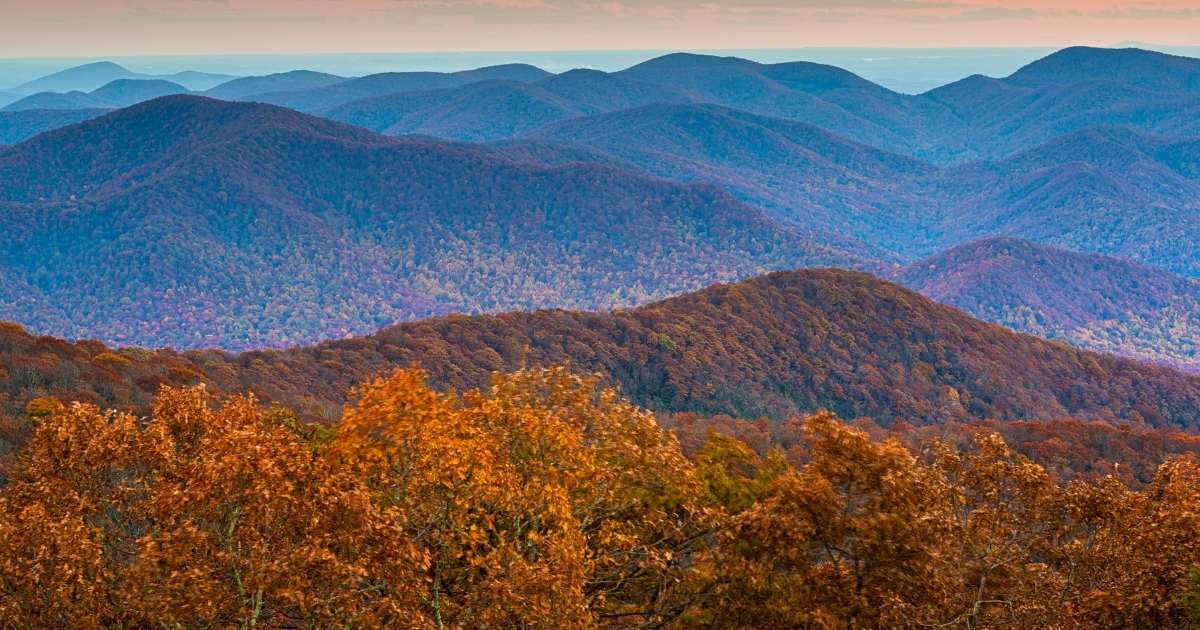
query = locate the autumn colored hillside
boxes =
[6,269,1200,430]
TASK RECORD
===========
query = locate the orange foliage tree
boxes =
[4,366,1200,628]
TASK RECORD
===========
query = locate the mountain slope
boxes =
[0,109,110,144]
[895,237,1200,369]
[923,47,1200,160]
[0,95,857,350]
[617,53,962,157]
[13,62,136,94]
[934,127,1200,275]
[5,269,1200,431]
[520,103,929,254]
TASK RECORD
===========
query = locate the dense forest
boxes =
[6,368,1200,627]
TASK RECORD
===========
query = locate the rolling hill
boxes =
[0,108,110,144]
[317,53,959,157]
[0,95,857,350]
[895,237,1200,370]
[307,48,1200,169]
[4,269,1200,431]
[87,79,190,107]
[616,53,962,158]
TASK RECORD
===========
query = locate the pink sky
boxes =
[2,0,1199,57]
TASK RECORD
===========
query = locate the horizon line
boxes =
[7,42,1200,63]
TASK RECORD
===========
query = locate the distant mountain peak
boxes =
[627,52,753,72]
[71,60,129,72]
[1008,46,1200,91]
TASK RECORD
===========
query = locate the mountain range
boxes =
[9,61,234,95]
[0,96,857,350]
[2,46,1200,372]
[308,47,1200,164]
[18,47,1199,167]
[3,78,191,112]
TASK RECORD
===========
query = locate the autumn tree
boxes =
[329,367,717,628]
[0,387,426,628]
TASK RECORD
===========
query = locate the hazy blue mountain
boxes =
[935,127,1200,275]
[503,104,1200,276]
[923,47,1200,160]
[0,108,111,144]
[167,70,240,91]
[0,91,19,108]
[242,64,552,112]
[88,79,190,107]
[321,47,1200,163]
[1,91,107,112]
[12,61,134,94]
[319,52,961,155]
[0,95,859,350]
[1006,46,1200,92]
[616,53,964,157]
[895,237,1200,370]
[205,70,349,100]
[535,68,693,110]
[3,79,190,112]
[13,61,234,94]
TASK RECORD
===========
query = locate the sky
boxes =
[1,0,1199,58]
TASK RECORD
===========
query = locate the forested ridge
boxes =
[7,269,1200,483]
